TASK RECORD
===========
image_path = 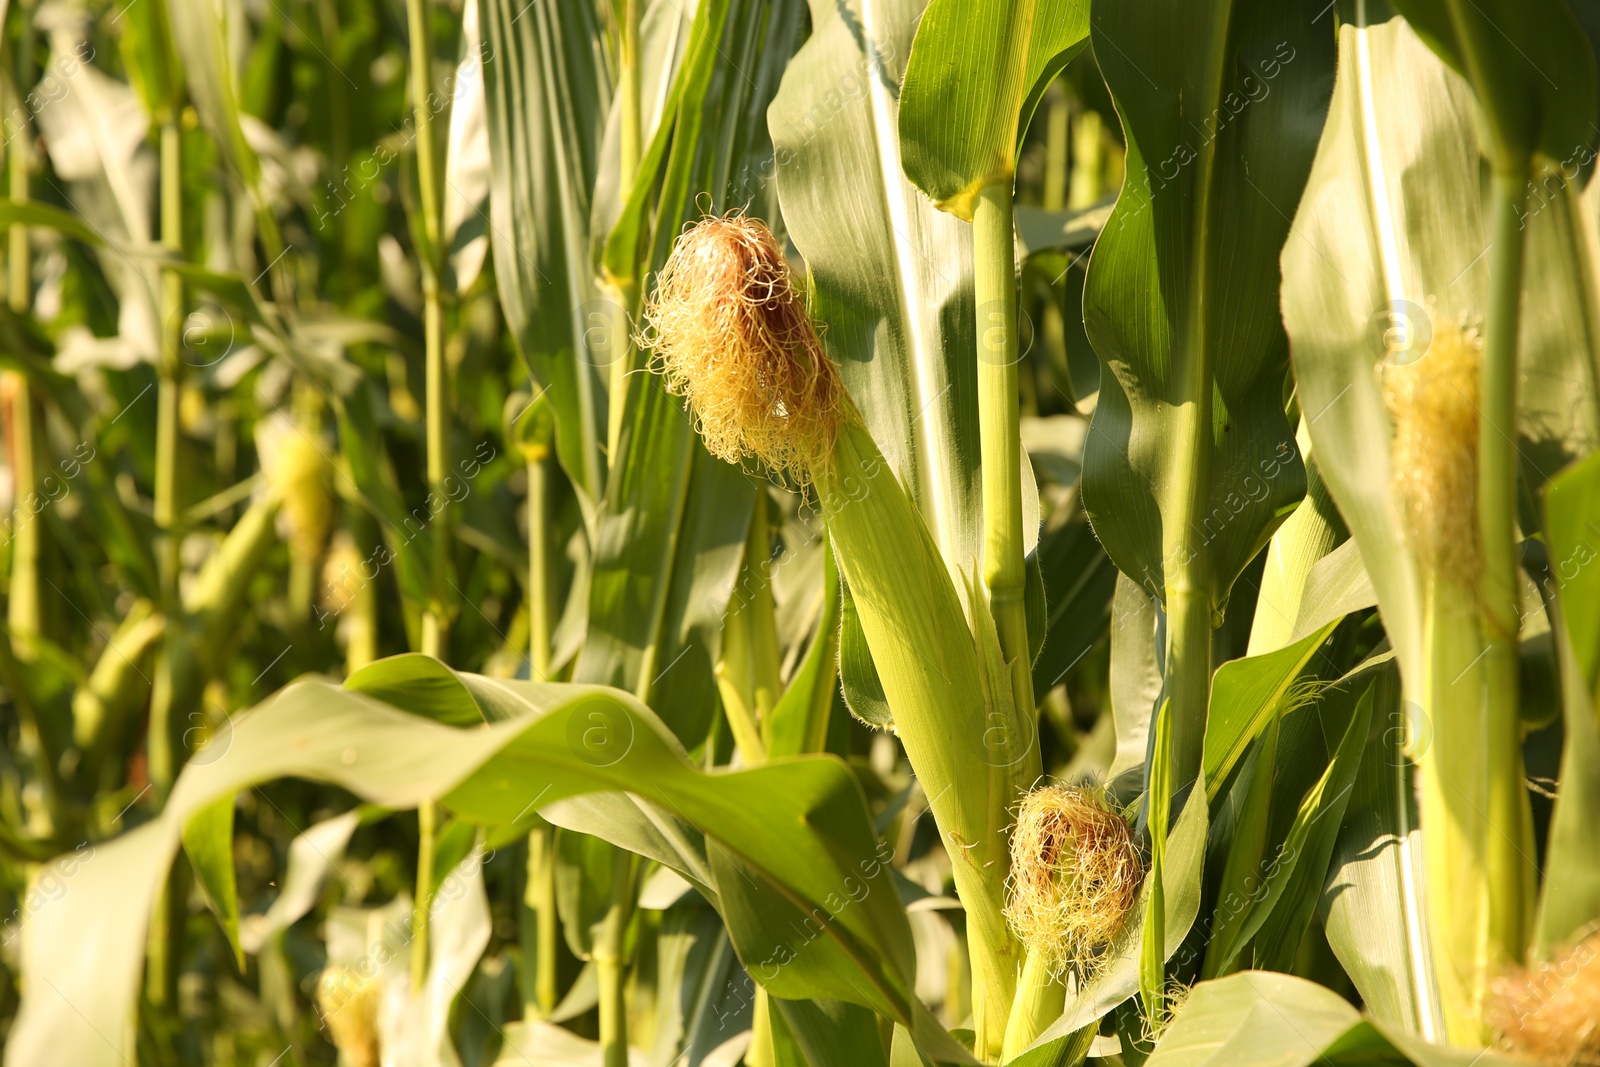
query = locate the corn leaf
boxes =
[897,0,1089,219]
[1144,971,1513,1067]
[771,0,1027,586]
[4,662,944,1065]
[1534,452,1600,953]
[1320,653,1443,1038]
[479,0,610,500]
[1388,0,1597,171]
[1081,0,1332,626]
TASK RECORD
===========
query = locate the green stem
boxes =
[607,0,641,467]
[156,120,184,599]
[595,848,639,1067]
[1043,86,1068,214]
[149,116,185,804]
[521,824,559,1017]
[1480,168,1532,972]
[407,0,449,660]
[6,34,37,662]
[528,458,551,680]
[6,374,38,660]
[411,799,437,993]
[973,182,1034,722]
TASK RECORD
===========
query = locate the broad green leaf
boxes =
[1249,442,1350,656]
[1081,0,1334,802]
[1240,682,1374,974]
[180,793,242,968]
[771,0,1017,589]
[897,0,1090,218]
[1145,971,1512,1067]
[1108,574,1161,782]
[166,0,266,198]
[772,997,892,1067]
[117,0,184,119]
[1016,199,1114,258]
[1288,539,1378,645]
[1544,450,1600,697]
[767,542,842,758]
[554,827,617,959]
[5,665,934,1066]
[0,198,107,248]
[1320,653,1444,1039]
[1030,502,1117,701]
[1081,0,1331,609]
[838,572,894,731]
[1202,620,1341,802]
[575,0,804,748]
[1534,452,1600,953]
[479,0,611,500]
[1388,0,1597,171]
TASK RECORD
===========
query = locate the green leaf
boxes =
[1203,621,1341,803]
[772,997,892,1067]
[180,793,242,969]
[771,0,1036,589]
[1320,652,1444,1038]
[1081,0,1332,620]
[0,199,108,248]
[1388,0,1598,171]
[1544,450,1600,695]
[897,0,1090,218]
[838,571,894,731]
[167,0,266,197]
[767,540,842,758]
[7,665,932,1065]
[479,0,611,500]
[1146,970,1516,1067]
[1535,452,1600,953]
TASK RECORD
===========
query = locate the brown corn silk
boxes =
[641,214,846,484]
[1004,784,1143,978]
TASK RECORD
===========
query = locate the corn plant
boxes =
[4,0,1600,1066]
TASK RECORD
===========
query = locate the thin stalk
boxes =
[1043,86,1068,213]
[407,0,449,660]
[5,374,38,660]
[411,798,437,993]
[1478,168,1533,971]
[5,37,38,661]
[521,824,559,1017]
[973,182,1034,720]
[606,0,642,463]
[1068,109,1106,211]
[527,457,551,680]
[594,846,639,1067]
[148,117,185,806]
[155,120,184,597]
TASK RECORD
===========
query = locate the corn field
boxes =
[3,0,1600,1064]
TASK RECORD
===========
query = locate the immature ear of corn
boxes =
[1383,318,1534,1039]
[644,214,1043,1060]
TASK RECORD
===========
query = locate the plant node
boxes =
[640,213,846,484]
[1004,783,1143,978]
